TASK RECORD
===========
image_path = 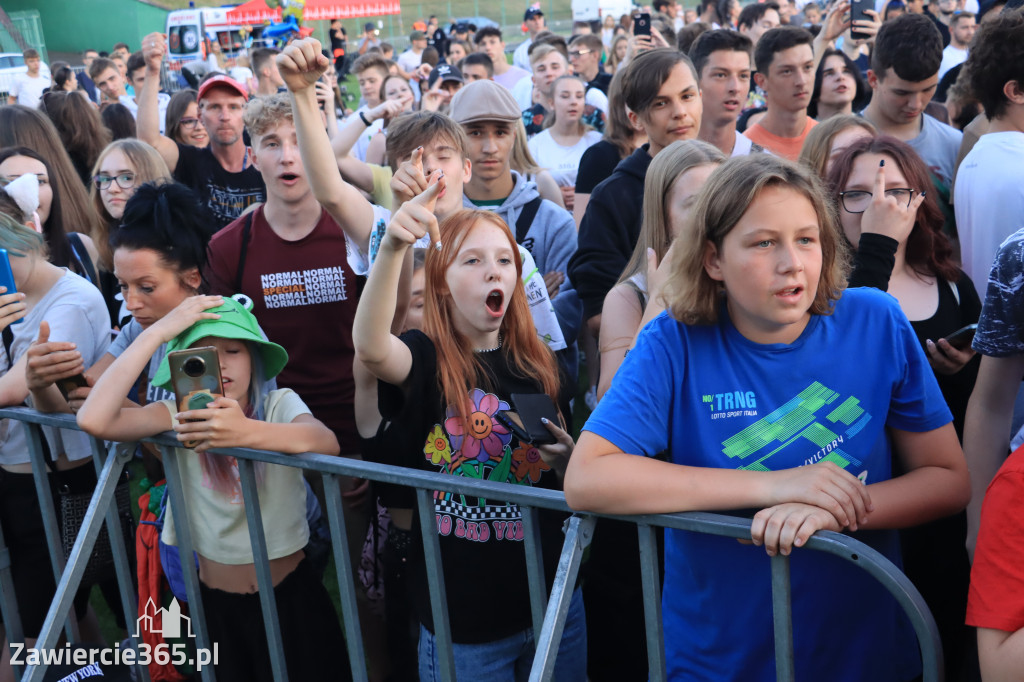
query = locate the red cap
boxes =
[197,75,248,101]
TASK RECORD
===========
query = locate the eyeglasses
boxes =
[838,188,915,213]
[178,117,201,129]
[93,172,136,190]
[568,48,593,59]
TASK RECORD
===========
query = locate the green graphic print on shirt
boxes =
[710,381,873,480]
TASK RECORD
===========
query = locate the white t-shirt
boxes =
[528,129,603,186]
[118,93,172,134]
[396,48,423,102]
[10,72,48,108]
[513,38,533,73]
[938,44,968,82]
[512,75,535,110]
[494,65,531,91]
[954,131,1024,285]
[350,108,385,162]
[0,271,110,466]
[160,388,311,564]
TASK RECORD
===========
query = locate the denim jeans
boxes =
[418,586,587,682]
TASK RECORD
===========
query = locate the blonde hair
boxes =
[543,75,591,135]
[618,140,725,288]
[510,117,544,177]
[798,114,876,181]
[243,92,294,141]
[663,154,850,325]
[89,139,173,268]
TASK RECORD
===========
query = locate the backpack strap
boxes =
[67,233,98,285]
[234,210,256,294]
[515,196,543,245]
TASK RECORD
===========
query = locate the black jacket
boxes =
[568,144,652,320]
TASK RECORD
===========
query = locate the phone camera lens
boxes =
[183,357,206,377]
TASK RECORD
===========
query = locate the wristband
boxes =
[359,111,371,126]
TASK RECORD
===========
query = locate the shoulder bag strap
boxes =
[234,210,256,294]
[515,196,543,245]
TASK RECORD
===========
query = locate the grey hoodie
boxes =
[463,171,582,344]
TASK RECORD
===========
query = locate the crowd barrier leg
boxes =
[88,439,149,682]
[528,514,594,682]
[24,424,77,644]
[416,487,455,682]
[0,513,25,681]
[322,473,368,682]
[24,431,129,682]
[521,506,548,639]
[638,522,666,681]
[770,554,795,682]
[159,445,216,682]
[236,458,288,682]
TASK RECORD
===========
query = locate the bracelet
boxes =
[359,111,371,126]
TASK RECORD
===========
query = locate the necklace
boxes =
[475,334,502,353]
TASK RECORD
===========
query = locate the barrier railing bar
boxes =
[637,522,666,682]
[88,438,149,682]
[159,445,216,682]
[236,457,288,682]
[322,473,369,682]
[0,409,943,682]
[24,422,77,643]
[799,532,943,682]
[416,487,456,682]
[25,433,128,682]
[528,514,593,682]
[0,511,26,681]
[521,505,547,640]
[770,554,795,682]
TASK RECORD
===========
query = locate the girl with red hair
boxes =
[353,177,586,681]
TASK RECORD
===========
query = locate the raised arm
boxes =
[137,32,180,173]
[278,38,374,254]
[353,177,442,386]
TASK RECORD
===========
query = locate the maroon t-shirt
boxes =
[206,206,358,452]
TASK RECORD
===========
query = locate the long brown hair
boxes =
[0,105,104,241]
[422,210,560,432]
[826,135,958,282]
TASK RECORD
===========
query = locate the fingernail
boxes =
[541,417,549,424]
[435,241,442,251]
[879,159,885,167]
[921,191,927,198]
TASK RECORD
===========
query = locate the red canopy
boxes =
[227,0,401,24]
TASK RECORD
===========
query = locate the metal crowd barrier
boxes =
[0,407,944,682]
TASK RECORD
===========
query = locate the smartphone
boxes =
[168,347,223,448]
[850,0,872,39]
[496,393,561,446]
[0,248,21,324]
[945,323,978,351]
[56,373,89,401]
[633,12,651,36]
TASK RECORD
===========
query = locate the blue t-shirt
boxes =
[585,287,951,682]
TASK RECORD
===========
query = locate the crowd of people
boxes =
[1,0,1024,680]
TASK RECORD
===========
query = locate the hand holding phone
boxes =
[169,347,223,449]
[496,393,562,446]
[0,248,24,326]
[849,0,873,40]
[633,12,651,36]
[944,323,978,351]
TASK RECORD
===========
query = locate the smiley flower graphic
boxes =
[423,425,452,466]
[445,388,512,463]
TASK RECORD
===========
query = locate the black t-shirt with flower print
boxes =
[376,329,569,643]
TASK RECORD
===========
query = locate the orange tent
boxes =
[227,0,401,23]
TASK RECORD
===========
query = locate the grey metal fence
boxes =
[0,406,944,682]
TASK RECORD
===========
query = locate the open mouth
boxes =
[776,286,803,300]
[486,289,504,316]
[280,173,300,183]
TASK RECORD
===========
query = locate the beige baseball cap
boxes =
[449,79,521,125]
